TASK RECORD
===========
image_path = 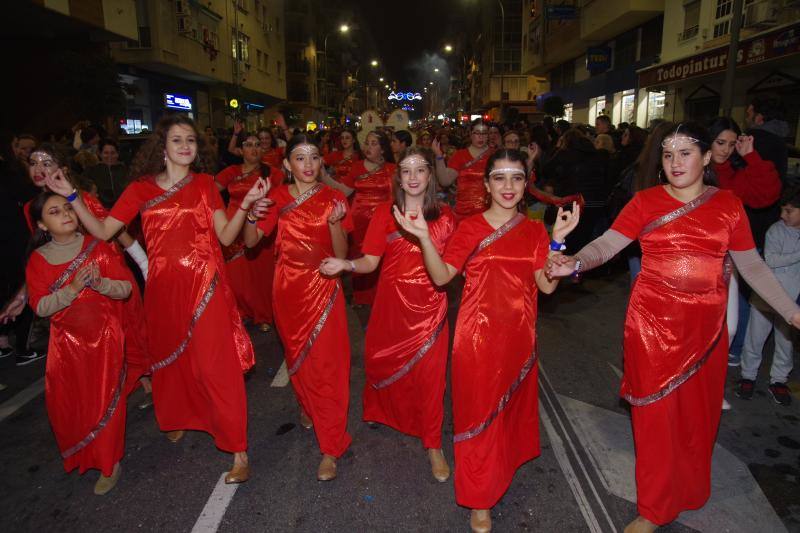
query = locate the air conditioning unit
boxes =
[745,1,779,26]
[177,16,192,33]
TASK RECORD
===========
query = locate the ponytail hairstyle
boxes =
[484,148,530,213]
[283,133,321,183]
[25,190,63,259]
[660,122,717,186]
[393,146,441,221]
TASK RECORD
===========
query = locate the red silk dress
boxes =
[261,147,285,171]
[110,173,254,453]
[257,183,354,457]
[216,164,284,324]
[342,161,397,306]
[24,193,148,383]
[443,212,550,508]
[360,203,455,449]
[610,186,755,525]
[447,148,493,223]
[324,150,361,184]
[26,237,131,476]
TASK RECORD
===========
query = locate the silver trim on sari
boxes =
[371,317,446,390]
[149,273,219,372]
[287,282,340,376]
[140,174,194,213]
[49,239,99,293]
[453,348,538,443]
[465,213,525,266]
[355,163,385,182]
[639,186,718,237]
[280,183,323,215]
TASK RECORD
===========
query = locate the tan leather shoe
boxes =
[317,454,337,481]
[624,516,658,533]
[224,463,250,484]
[94,463,121,495]
[428,448,450,482]
[300,409,313,429]
[470,509,491,533]
[165,430,185,443]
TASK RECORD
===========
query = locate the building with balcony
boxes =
[638,0,800,144]
[523,0,664,126]
[110,0,287,133]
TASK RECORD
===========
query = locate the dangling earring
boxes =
[658,168,666,183]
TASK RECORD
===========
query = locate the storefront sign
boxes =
[639,23,800,87]
[586,47,611,73]
[165,93,193,110]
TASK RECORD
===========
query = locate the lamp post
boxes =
[321,24,349,113]
[496,0,505,119]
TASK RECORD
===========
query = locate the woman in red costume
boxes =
[394,149,579,533]
[216,132,285,331]
[244,134,353,481]
[548,123,800,533]
[46,115,267,484]
[26,191,135,495]
[434,119,495,223]
[228,121,285,177]
[324,130,396,306]
[319,147,455,482]
[24,144,150,398]
[323,128,360,184]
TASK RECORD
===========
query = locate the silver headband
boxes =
[399,155,430,169]
[489,167,526,177]
[472,126,489,134]
[29,151,54,162]
[661,124,700,149]
[289,144,320,157]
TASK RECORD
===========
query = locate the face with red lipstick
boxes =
[28,151,60,188]
[164,124,198,167]
[485,158,527,210]
[398,154,431,198]
[284,143,322,184]
[661,134,711,191]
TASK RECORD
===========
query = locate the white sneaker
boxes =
[722,397,732,411]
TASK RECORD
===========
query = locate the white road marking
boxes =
[270,360,289,387]
[191,472,240,533]
[0,377,45,423]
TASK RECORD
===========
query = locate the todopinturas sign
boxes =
[638,23,799,87]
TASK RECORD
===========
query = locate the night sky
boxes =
[357,0,479,89]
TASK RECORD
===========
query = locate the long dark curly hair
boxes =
[129,114,214,180]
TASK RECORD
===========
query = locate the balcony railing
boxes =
[678,25,699,42]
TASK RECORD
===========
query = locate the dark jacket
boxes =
[544,138,608,207]
[745,119,790,249]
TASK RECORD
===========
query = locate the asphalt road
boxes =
[1,268,798,532]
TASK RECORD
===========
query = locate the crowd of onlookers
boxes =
[1,93,797,403]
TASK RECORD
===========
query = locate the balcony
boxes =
[678,25,699,42]
[580,0,664,41]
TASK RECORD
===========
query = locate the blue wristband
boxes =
[549,239,566,252]
[66,189,78,202]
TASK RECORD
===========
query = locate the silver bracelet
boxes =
[349,260,356,272]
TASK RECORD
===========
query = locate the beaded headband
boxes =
[289,144,320,157]
[488,167,526,177]
[29,151,55,163]
[661,124,700,149]
[399,155,430,169]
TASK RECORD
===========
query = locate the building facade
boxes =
[523,0,665,127]
[110,0,287,133]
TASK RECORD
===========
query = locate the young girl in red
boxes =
[26,191,134,495]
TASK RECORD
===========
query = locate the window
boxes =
[277,60,282,77]
[256,49,262,68]
[713,0,733,38]
[621,89,636,124]
[254,0,261,21]
[563,103,573,122]
[231,29,250,63]
[234,0,247,12]
[680,1,700,40]
[647,91,665,125]
[614,29,637,69]
[590,96,607,118]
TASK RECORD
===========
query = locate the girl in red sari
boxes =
[434,119,495,223]
[324,131,396,306]
[548,123,800,533]
[46,115,267,484]
[323,128,360,184]
[244,134,353,481]
[216,132,285,331]
[228,122,286,174]
[394,149,579,533]
[26,191,134,495]
[320,147,455,482]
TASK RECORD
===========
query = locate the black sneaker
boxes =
[16,351,46,366]
[768,382,792,406]
[0,347,14,359]
[736,378,755,400]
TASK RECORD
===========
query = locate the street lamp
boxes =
[339,24,349,33]
[379,77,384,82]
[444,44,453,53]
[370,59,379,67]
[434,68,439,73]
[322,24,351,110]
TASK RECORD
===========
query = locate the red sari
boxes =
[324,150,360,184]
[342,161,396,305]
[26,236,131,476]
[447,148,493,223]
[110,173,254,452]
[261,147,285,171]
[257,183,353,457]
[610,186,755,525]
[443,212,550,508]
[361,203,455,449]
[24,192,148,382]
[216,164,284,324]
